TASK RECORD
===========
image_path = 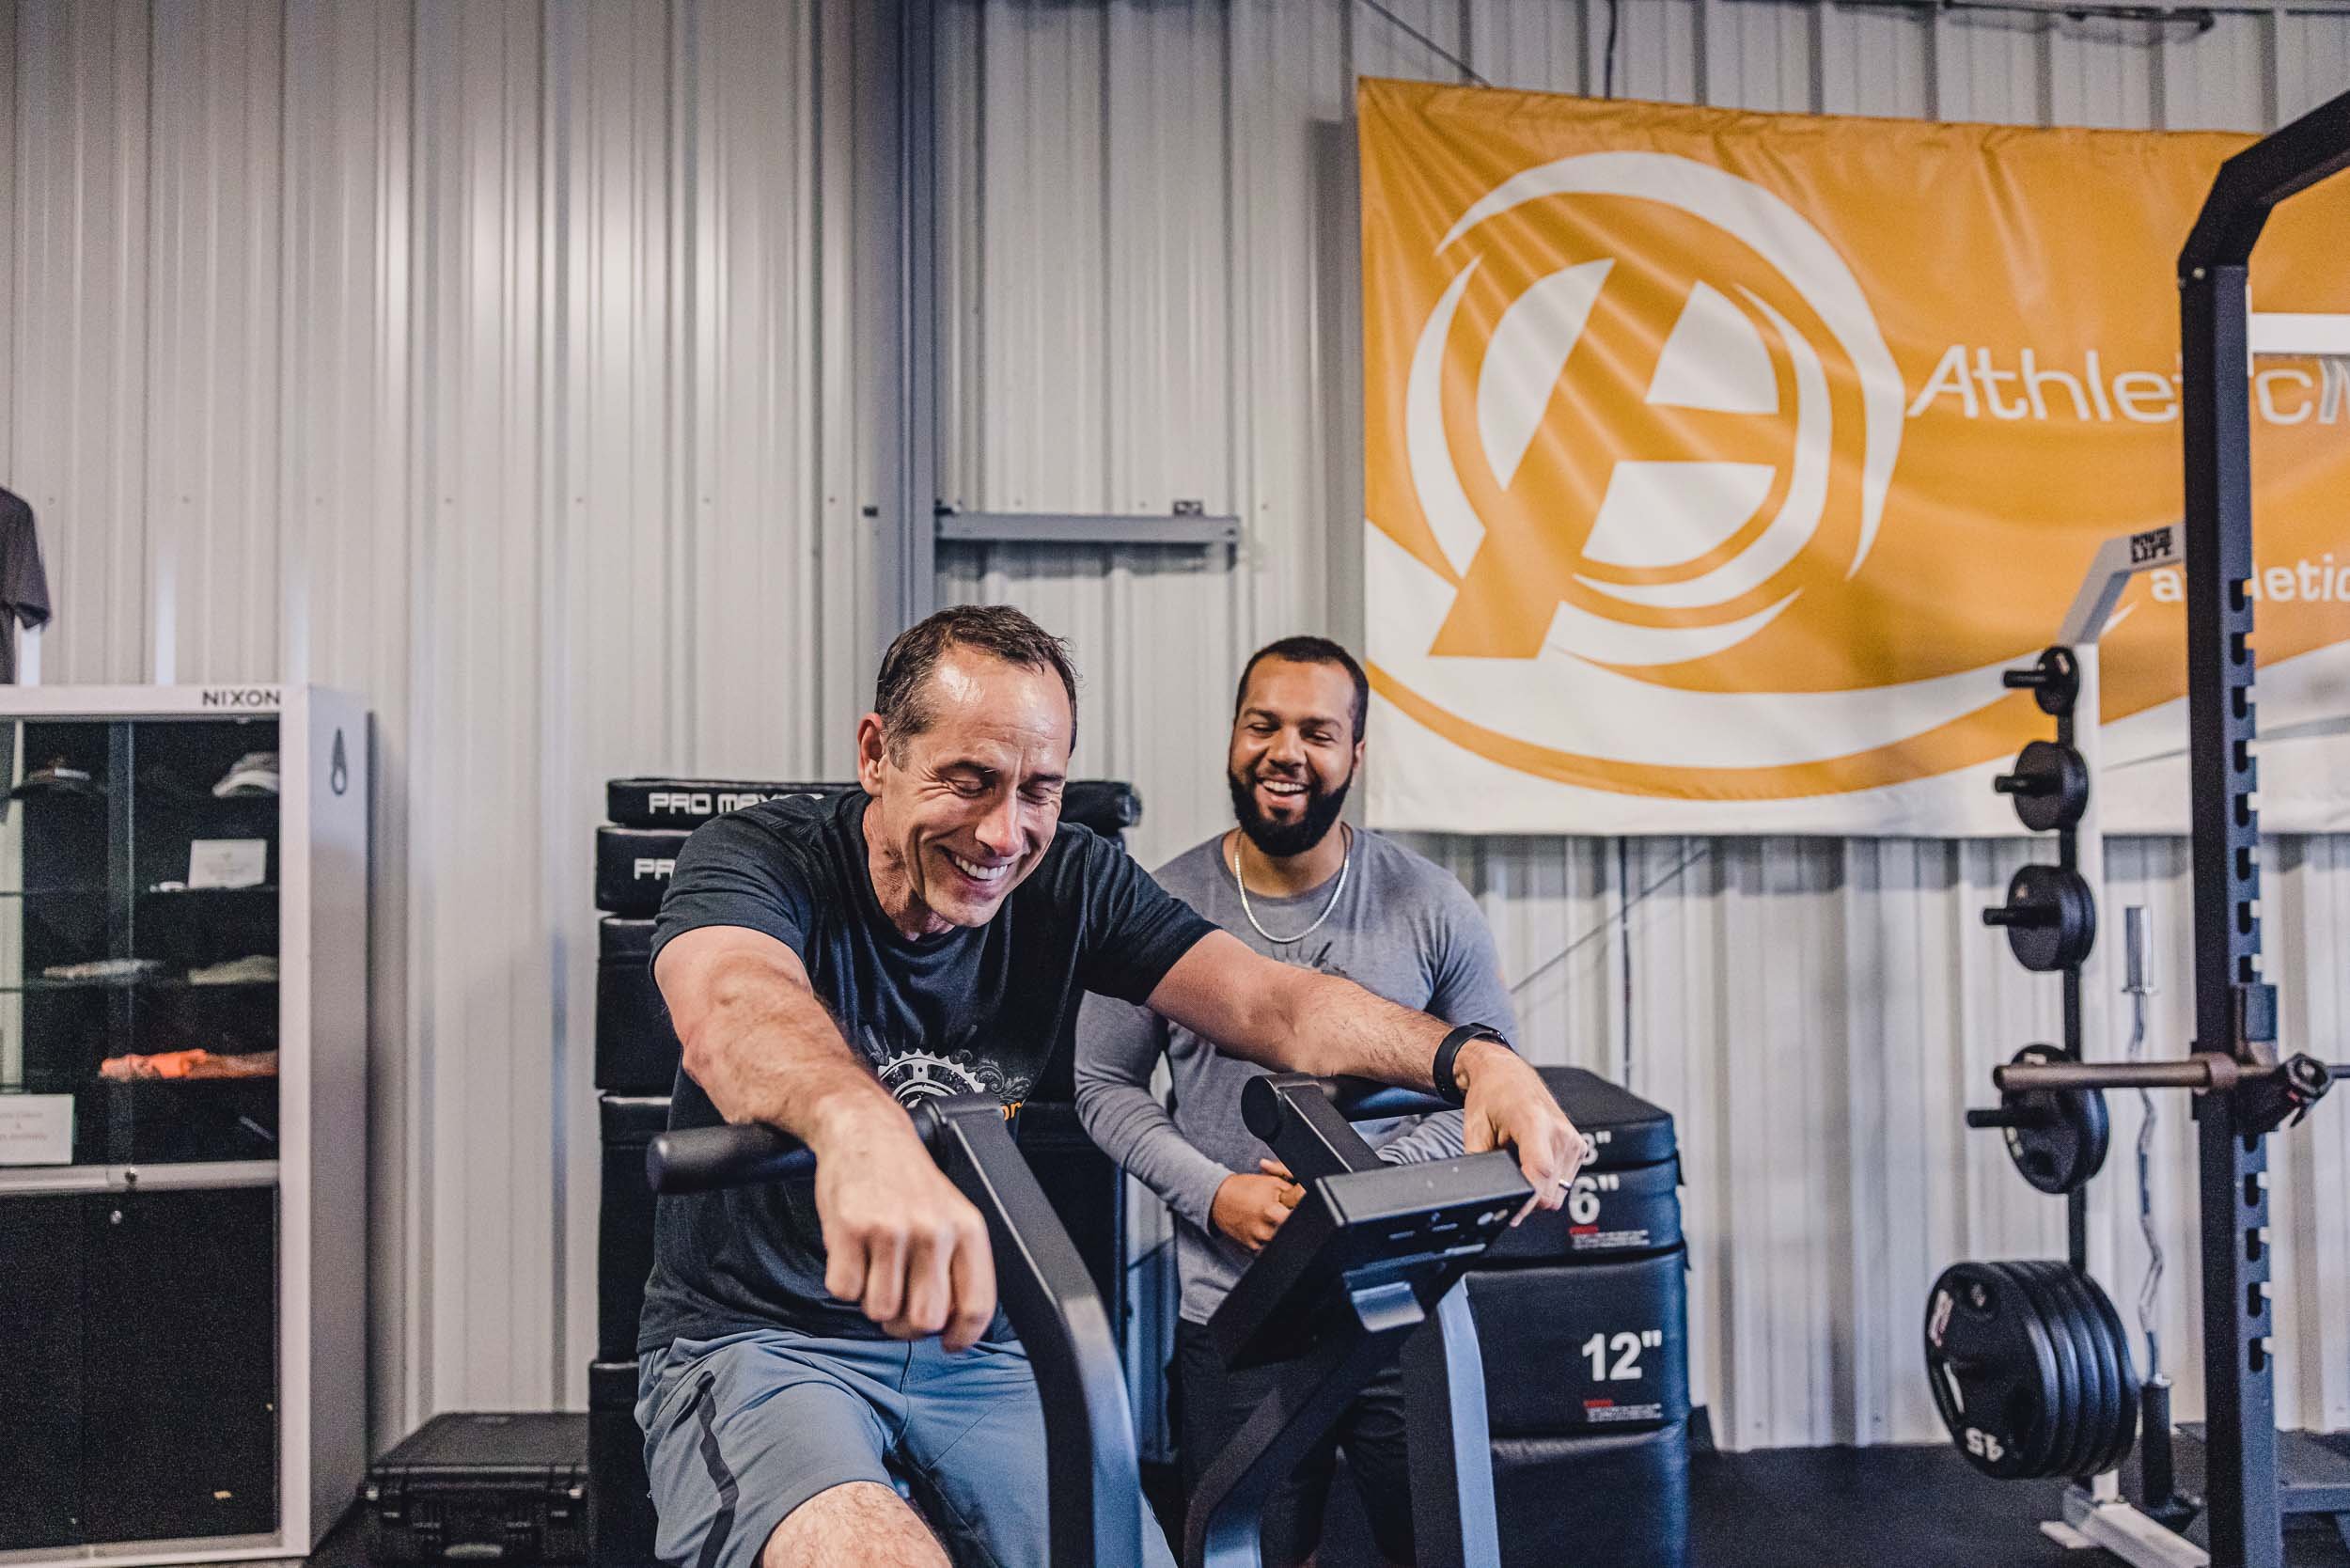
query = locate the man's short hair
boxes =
[1232,635,1369,745]
[876,604,1080,756]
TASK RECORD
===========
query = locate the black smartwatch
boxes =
[1433,1024,1509,1106]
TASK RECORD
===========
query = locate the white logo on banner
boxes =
[1405,150,1904,664]
[1376,151,2013,776]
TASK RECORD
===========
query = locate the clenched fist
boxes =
[1209,1159,1303,1252]
[813,1113,998,1351]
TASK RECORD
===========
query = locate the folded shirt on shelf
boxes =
[99,1048,280,1082]
[40,957,164,983]
[212,751,280,798]
[8,760,104,801]
[187,954,278,986]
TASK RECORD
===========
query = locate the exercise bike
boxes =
[649,1077,1531,1568]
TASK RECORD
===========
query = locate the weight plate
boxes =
[2000,740,2090,833]
[2073,1080,2110,1191]
[2001,1045,2112,1196]
[1996,864,2098,972]
[2024,1261,2108,1479]
[1924,1262,2060,1479]
[2079,1269,2140,1475]
[2028,647,2079,717]
[2000,1262,2085,1479]
[2054,1262,2127,1479]
[2054,1262,2120,1479]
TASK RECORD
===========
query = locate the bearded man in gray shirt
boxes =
[1075,635,1515,1568]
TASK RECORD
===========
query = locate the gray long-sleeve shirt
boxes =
[1074,827,1517,1325]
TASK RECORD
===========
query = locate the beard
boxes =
[1228,764,1353,859]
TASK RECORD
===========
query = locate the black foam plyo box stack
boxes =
[1484,1070,1680,1263]
[602,776,1141,841]
[1493,1422,1689,1568]
[598,1096,668,1362]
[1470,1067,1690,1568]
[588,1362,655,1568]
[596,919,676,1094]
[594,828,687,920]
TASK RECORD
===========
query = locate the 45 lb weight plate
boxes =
[1924,1259,2138,1482]
[1924,1262,2061,1479]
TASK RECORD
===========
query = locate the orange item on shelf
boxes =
[100,1049,279,1081]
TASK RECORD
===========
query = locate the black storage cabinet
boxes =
[0,1186,277,1550]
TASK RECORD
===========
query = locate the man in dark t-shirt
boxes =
[640,785,1202,1349]
[636,605,1583,1568]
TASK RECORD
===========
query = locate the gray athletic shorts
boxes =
[636,1327,1177,1568]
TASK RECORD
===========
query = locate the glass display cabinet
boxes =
[0,684,368,1568]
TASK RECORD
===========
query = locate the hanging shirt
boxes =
[0,487,50,684]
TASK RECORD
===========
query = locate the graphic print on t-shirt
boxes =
[857,1021,1034,1107]
[1290,940,1355,987]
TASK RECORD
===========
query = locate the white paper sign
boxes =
[189,838,269,889]
[0,1094,74,1165]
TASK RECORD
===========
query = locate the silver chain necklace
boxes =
[1230,824,1353,945]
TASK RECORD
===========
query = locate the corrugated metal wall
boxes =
[7,0,2347,1453]
[936,0,2350,1450]
[2,0,888,1442]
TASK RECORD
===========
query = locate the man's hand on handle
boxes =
[808,1105,998,1352]
[1209,1159,1304,1253]
[1455,1041,1586,1222]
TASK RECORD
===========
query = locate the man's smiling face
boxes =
[1226,656,1362,858]
[859,648,1071,936]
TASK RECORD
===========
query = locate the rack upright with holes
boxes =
[1923,83,2350,1568]
[0,684,369,1568]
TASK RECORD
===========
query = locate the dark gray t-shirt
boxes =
[1074,828,1516,1324]
[639,790,1214,1350]
[0,487,50,685]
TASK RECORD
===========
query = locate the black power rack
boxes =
[1925,86,2350,1568]
[2172,85,2350,1568]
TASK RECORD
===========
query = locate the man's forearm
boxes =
[1074,1078,1231,1231]
[1278,969,1457,1088]
[682,950,909,1153]
[1277,972,1526,1111]
[1151,933,1510,1091]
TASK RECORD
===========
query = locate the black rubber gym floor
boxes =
[1684,1444,2339,1568]
[302,1438,2350,1567]
[1312,1438,2350,1568]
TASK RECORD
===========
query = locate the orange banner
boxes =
[1359,79,2350,835]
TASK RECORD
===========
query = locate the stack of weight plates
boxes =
[1923,1259,2138,1481]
